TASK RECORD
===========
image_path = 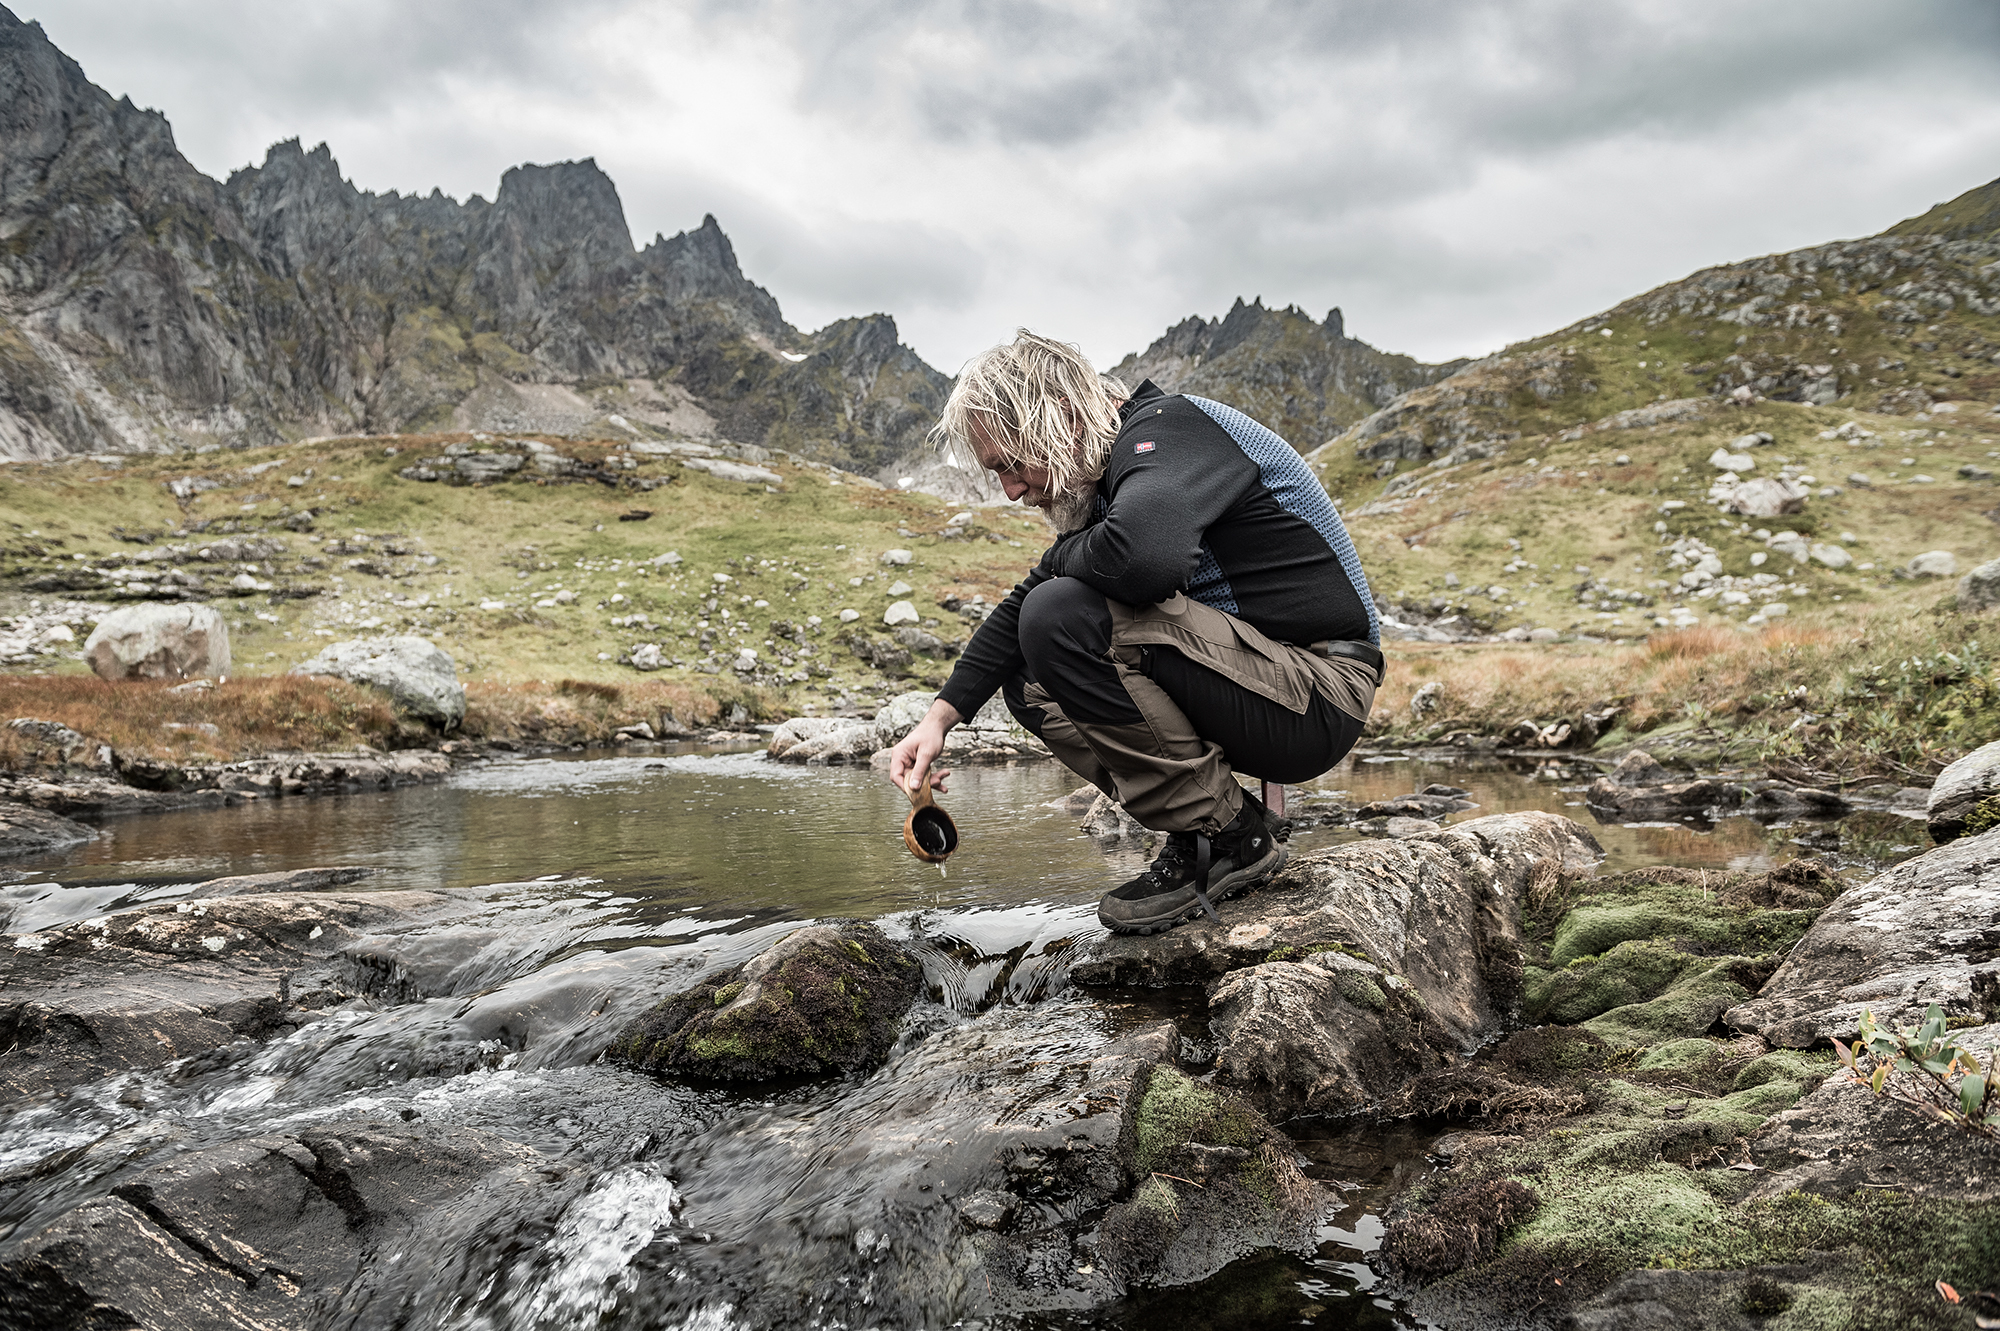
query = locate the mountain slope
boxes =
[0,8,946,472]
[1110,298,1465,451]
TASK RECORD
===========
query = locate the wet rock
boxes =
[1741,784,1850,818]
[183,865,379,899]
[609,921,923,1081]
[1354,792,1478,820]
[1081,792,1152,842]
[82,602,230,681]
[0,889,454,1097]
[957,1189,1019,1230]
[1077,813,1603,1118]
[291,636,466,727]
[1925,737,2000,842]
[1586,758,1745,819]
[1725,828,2000,1047]
[0,1120,556,1331]
[0,800,96,856]
[1096,1065,1323,1284]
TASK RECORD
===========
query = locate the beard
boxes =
[1042,481,1100,536]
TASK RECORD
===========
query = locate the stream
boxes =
[0,743,1900,1329]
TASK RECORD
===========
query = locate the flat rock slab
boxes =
[0,1120,560,1331]
[1,889,453,1097]
[184,865,379,899]
[0,800,96,856]
[1726,827,2000,1046]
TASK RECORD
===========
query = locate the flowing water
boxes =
[0,742,1895,1329]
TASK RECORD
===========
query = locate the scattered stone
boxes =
[1707,448,1754,472]
[290,636,466,727]
[1807,542,1850,569]
[1907,549,1958,577]
[885,580,912,596]
[1726,827,2000,1046]
[83,602,230,681]
[1924,738,2000,842]
[608,921,923,1081]
[1727,477,1810,518]
[883,600,920,626]
[880,548,913,565]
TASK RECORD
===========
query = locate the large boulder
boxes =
[1725,827,2000,1047]
[1958,556,2000,612]
[1925,738,2000,842]
[82,602,230,680]
[291,636,466,727]
[1075,812,1604,1118]
[1725,476,1809,518]
[609,921,923,1081]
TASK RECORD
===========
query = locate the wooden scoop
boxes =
[902,772,959,865]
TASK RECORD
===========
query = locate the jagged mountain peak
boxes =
[1112,299,1464,451]
[0,9,948,472]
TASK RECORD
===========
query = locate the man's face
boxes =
[968,418,1055,508]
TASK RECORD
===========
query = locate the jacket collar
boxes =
[1118,378,1165,424]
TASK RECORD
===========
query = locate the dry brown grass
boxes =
[1375,601,2000,775]
[0,675,397,764]
[461,678,783,744]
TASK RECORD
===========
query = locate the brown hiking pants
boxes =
[1000,578,1377,834]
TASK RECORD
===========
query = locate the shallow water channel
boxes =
[0,744,1860,1329]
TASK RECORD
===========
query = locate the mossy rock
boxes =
[1099,1066,1320,1284]
[608,920,921,1082]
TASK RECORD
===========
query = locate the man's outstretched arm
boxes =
[888,697,963,795]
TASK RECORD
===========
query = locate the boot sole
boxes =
[1098,843,1290,935]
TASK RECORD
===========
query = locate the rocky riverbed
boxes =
[0,737,1991,1330]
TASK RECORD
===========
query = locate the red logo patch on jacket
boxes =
[1135,441,1155,453]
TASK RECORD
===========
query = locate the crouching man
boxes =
[888,330,1382,934]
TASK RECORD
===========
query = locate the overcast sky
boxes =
[23,1,2000,375]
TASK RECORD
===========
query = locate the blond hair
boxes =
[930,330,1125,497]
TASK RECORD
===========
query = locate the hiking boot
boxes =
[1096,792,1288,935]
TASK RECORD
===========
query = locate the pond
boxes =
[0,741,1892,1329]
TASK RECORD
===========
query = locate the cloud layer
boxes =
[25,0,2000,387]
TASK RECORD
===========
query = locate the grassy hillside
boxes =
[0,435,1048,710]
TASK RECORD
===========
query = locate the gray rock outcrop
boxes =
[1586,749,1745,820]
[1925,737,2000,842]
[81,602,230,680]
[291,635,466,727]
[1725,826,2000,1046]
[1076,811,1603,1118]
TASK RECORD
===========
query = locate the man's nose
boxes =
[1000,475,1028,501]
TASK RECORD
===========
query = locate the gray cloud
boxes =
[19,0,2000,371]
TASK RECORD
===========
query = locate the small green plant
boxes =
[1834,1004,2000,1138]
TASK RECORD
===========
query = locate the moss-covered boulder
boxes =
[608,921,922,1082]
[1098,1066,1322,1285]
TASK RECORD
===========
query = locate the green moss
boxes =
[1132,1067,1266,1174]
[1580,960,1749,1048]
[1732,1049,1832,1093]
[711,981,744,1007]
[1633,1038,1726,1075]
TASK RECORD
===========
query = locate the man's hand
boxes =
[888,698,963,796]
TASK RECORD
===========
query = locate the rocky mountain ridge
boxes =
[1111,298,1466,450]
[0,7,946,476]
